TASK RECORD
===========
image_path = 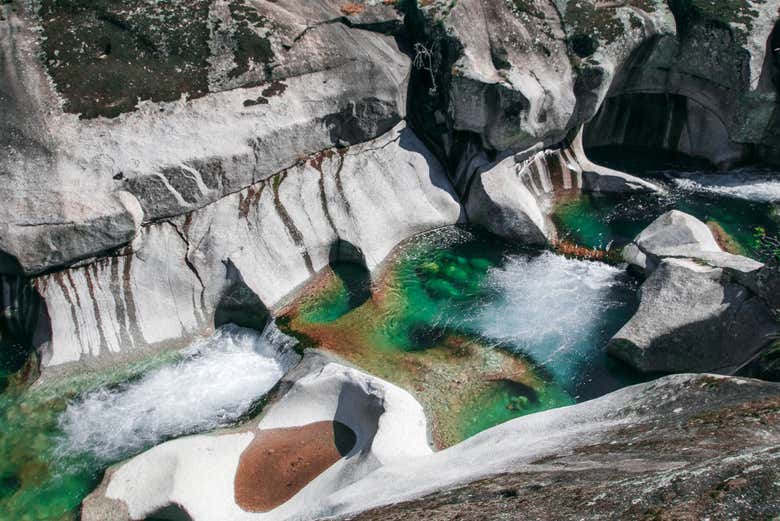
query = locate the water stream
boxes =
[0,324,296,520]
[0,163,777,519]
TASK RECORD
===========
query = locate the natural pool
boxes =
[277,228,641,448]
[4,160,773,519]
[557,152,780,258]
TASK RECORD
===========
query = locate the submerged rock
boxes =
[84,371,780,521]
[613,210,779,374]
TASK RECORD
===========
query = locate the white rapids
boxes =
[57,323,299,462]
[669,170,780,203]
[469,252,635,385]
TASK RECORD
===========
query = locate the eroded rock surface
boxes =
[466,129,661,244]
[84,371,780,521]
[348,378,779,520]
[585,0,780,167]
[25,123,462,370]
[81,354,432,521]
[0,0,409,275]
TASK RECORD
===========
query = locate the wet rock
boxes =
[27,123,463,370]
[466,129,661,244]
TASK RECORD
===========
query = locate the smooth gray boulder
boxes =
[465,156,552,246]
[623,210,763,276]
[609,258,779,374]
[614,210,779,374]
[622,209,722,270]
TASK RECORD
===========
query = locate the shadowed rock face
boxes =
[585,0,780,168]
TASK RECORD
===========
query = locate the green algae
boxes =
[459,379,573,441]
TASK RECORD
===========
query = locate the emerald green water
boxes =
[559,150,780,258]
[281,228,641,446]
[0,351,180,521]
[554,190,780,257]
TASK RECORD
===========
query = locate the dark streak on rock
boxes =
[238,184,266,219]
[110,256,132,350]
[53,272,82,344]
[122,254,139,347]
[166,222,207,310]
[83,264,109,351]
[261,80,287,98]
[271,172,314,274]
[333,151,351,216]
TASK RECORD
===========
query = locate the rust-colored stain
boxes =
[234,421,357,512]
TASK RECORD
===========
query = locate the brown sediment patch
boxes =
[706,221,744,255]
[234,421,356,512]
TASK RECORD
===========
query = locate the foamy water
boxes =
[58,323,299,462]
[470,252,635,385]
[669,170,780,203]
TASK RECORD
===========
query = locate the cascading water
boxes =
[0,323,298,520]
[57,324,299,463]
[468,252,638,398]
[669,169,780,203]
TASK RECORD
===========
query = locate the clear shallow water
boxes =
[0,324,295,521]
[564,150,780,257]
[280,228,641,446]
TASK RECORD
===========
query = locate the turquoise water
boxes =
[559,149,780,258]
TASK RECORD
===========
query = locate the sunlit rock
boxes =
[81,355,432,521]
[613,210,779,374]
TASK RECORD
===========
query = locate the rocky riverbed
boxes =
[1,0,780,519]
